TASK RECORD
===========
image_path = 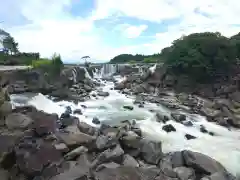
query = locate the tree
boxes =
[81,56,90,67]
[162,32,237,81]
[51,53,64,74]
[2,35,19,55]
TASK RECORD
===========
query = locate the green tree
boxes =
[51,53,64,73]
[2,36,19,55]
[162,32,237,81]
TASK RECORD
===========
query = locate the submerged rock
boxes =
[92,117,100,125]
[123,105,134,111]
[162,124,176,133]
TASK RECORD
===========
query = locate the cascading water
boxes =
[100,64,117,77]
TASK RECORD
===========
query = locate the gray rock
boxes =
[183,150,227,174]
[97,91,109,97]
[95,135,118,150]
[64,146,88,160]
[122,154,139,167]
[162,124,176,133]
[140,139,162,165]
[174,167,196,180]
[5,113,33,129]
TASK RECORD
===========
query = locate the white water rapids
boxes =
[10,74,240,177]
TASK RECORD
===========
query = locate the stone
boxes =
[162,124,176,133]
[64,146,88,160]
[95,135,118,150]
[182,120,193,127]
[123,105,134,110]
[140,139,162,165]
[200,125,208,133]
[97,91,109,97]
[185,134,196,140]
[78,121,97,136]
[94,166,159,180]
[122,154,139,167]
[171,113,186,122]
[91,145,124,169]
[5,113,33,129]
[174,167,196,180]
[92,117,100,124]
[156,112,169,123]
[73,109,82,115]
[0,169,9,180]
[57,130,95,148]
[54,143,69,153]
[183,150,227,174]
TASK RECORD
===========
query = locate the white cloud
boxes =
[123,25,148,38]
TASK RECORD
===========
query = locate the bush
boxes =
[31,53,64,76]
[143,57,157,63]
[162,32,237,82]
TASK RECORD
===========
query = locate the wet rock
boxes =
[97,91,109,97]
[200,125,208,133]
[122,154,139,167]
[92,117,100,125]
[114,83,125,90]
[73,109,82,115]
[183,150,227,174]
[121,132,142,150]
[140,139,162,165]
[5,113,33,130]
[171,113,186,122]
[156,112,169,123]
[138,104,144,108]
[174,167,196,180]
[123,105,134,110]
[64,146,88,160]
[60,112,70,119]
[91,144,124,169]
[81,104,87,109]
[162,124,176,133]
[60,115,79,128]
[182,120,193,127]
[209,132,214,136]
[185,134,196,140]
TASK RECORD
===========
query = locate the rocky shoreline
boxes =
[0,67,238,179]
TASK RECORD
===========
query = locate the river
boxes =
[10,72,240,177]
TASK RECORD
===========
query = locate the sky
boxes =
[0,0,240,63]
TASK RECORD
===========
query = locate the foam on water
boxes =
[10,73,240,177]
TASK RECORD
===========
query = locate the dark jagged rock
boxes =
[162,124,176,133]
[200,125,208,133]
[185,134,197,140]
[97,91,109,97]
[171,113,186,122]
[92,117,100,125]
[73,109,82,115]
[123,105,134,110]
[156,112,169,123]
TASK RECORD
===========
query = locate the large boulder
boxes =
[5,113,33,130]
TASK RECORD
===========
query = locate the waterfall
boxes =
[100,64,117,77]
[71,68,77,84]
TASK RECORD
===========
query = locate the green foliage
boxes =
[32,53,64,76]
[2,35,19,54]
[110,54,161,64]
[143,57,157,63]
[161,32,238,81]
[129,60,136,64]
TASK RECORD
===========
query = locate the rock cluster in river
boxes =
[115,64,240,129]
[0,87,236,180]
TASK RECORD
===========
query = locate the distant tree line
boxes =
[109,53,161,64]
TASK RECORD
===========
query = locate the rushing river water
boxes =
[10,75,240,177]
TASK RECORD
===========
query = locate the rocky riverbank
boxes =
[0,66,100,102]
[0,85,237,180]
[115,64,240,129]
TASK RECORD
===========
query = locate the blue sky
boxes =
[0,0,239,63]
